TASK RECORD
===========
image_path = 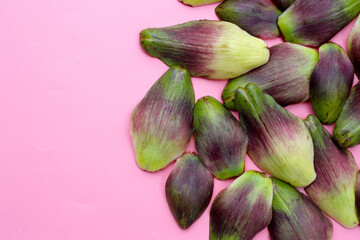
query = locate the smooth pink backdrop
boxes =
[0,0,359,239]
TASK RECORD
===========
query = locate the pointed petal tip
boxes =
[234,83,259,98]
[139,29,153,51]
[304,114,320,129]
[244,82,262,95]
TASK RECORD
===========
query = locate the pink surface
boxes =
[0,0,359,239]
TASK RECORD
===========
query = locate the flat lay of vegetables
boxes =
[131,0,360,239]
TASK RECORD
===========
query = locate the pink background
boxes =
[0,0,359,239]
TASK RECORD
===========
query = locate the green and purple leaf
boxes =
[310,43,354,124]
[165,153,214,229]
[304,115,359,228]
[140,20,269,79]
[334,82,360,148]
[194,96,248,180]
[130,66,194,172]
[210,170,273,240]
[278,0,360,47]
[215,0,281,38]
[222,43,318,110]
[269,177,333,240]
[234,83,315,188]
